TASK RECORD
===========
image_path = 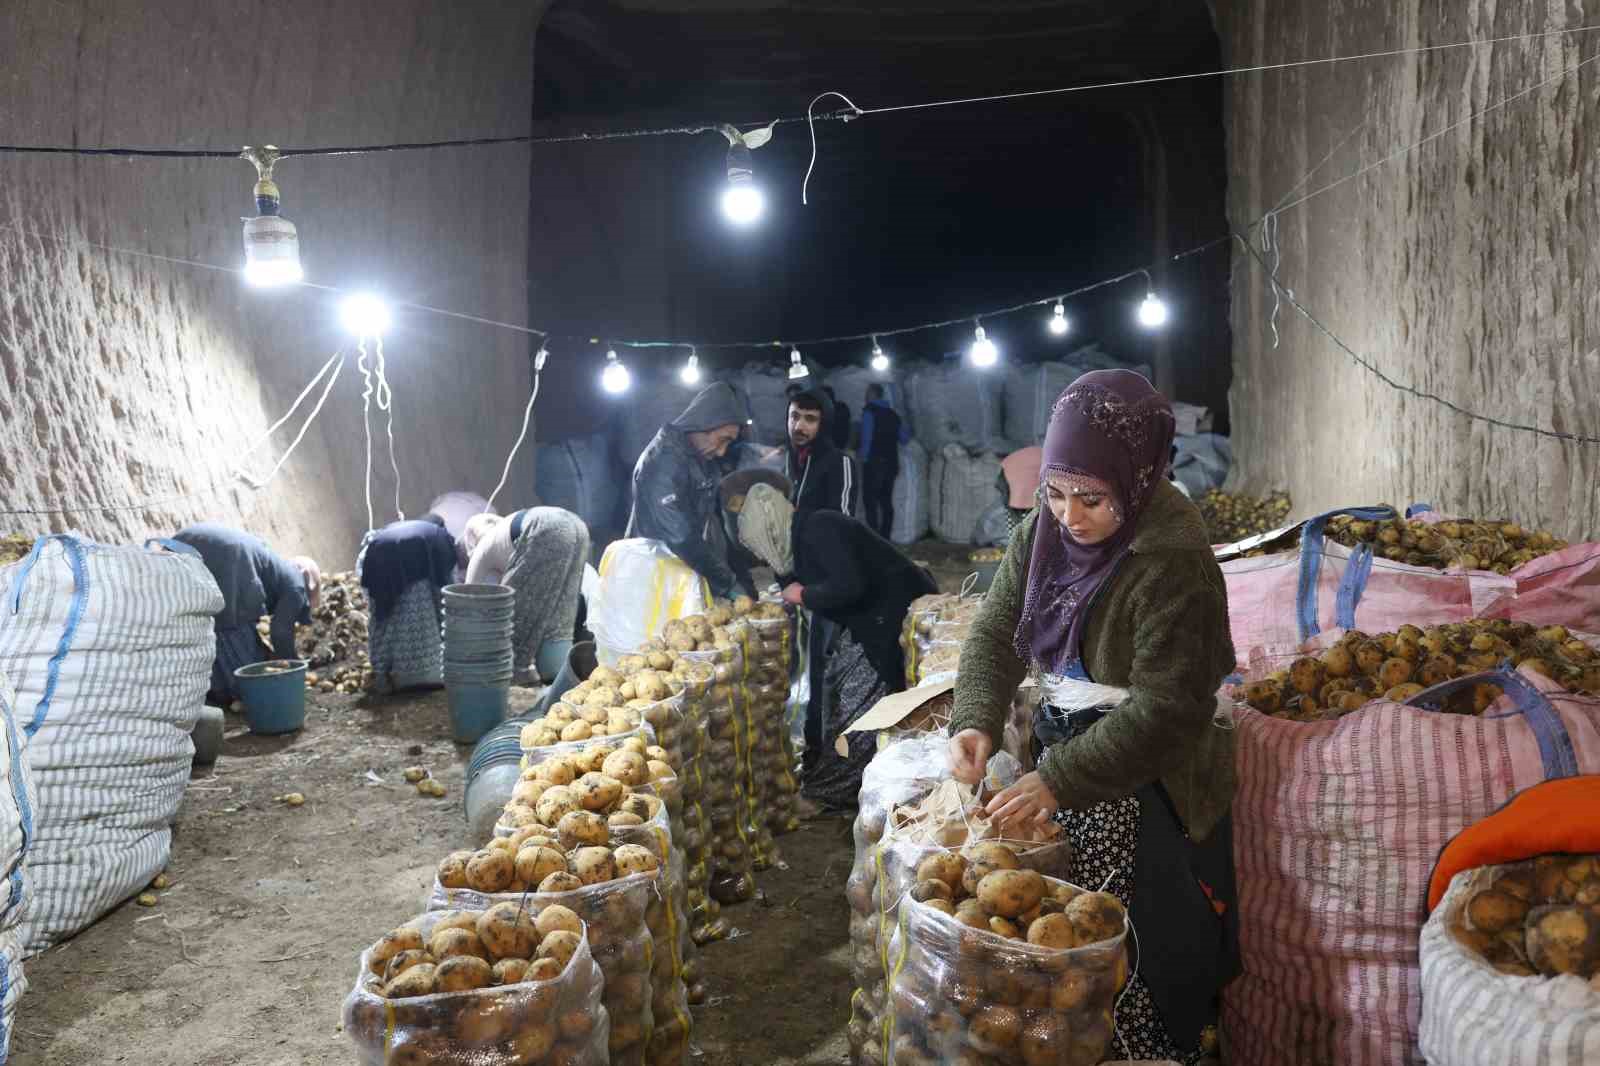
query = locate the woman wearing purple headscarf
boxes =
[947,370,1238,1064]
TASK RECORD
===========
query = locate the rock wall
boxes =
[1215,1,1600,539]
[0,0,543,567]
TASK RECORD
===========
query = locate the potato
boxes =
[478,902,541,960]
[976,869,1045,919]
[431,911,482,936]
[559,721,593,742]
[1466,889,1530,933]
[954,900,989,931]
[436,851,474,891]
[917,853,967,895]
[486,837,517,856]
[508,826,555,850]
[384,948,431,983]
[584,687,619,709]
[1378,658,1414,690]
[590,665,623,689]
[1063,891,1126,945]
[646,760,675,782]
[431,927,491,962]
[911,879,954,903]
[539,871,583,894]
[924,898,957,916]
[493,958,530,984]
[969,1005,1024,1051]
[619,794,659,822]
[573,772,623,813]
[536,758,576,787]
[572,846,616,885]
[1026,913,1078,949]
[988,916,1022,939]
[608,811,644,828]
[535,904,583,938]
[601,749,649,787]
[515,846,568,887]
[435,954,494,993]
[613,843,661,878]
[526,956,564,982]
[505,1025,556,1063]
[466,850,515,894]
[1049,970,1094,1011]
[538,930,583,970]
[536,786,581,826]
[384,963,437,999]
[519,721,548,749]
[1525,905,1600,977]
[961,842,1020,895]
[1018,1012,1071,1066]
[557,810,609,851]
[1289,657,1325,695]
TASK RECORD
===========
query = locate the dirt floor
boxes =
[9,548,977,1066]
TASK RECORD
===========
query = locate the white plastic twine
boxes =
[358,338,376,533]
[233,348,345,490]
[373,336,403,522]
[484,346,545,514]
[959,572,981,599]
[801,90,863,205]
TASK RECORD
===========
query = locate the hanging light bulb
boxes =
[788,347,810,380]
[240,145,304,287]
[969,323,998,368]
[870,337,890,373]
[1137,292,1169,329]
[721,142,765,226]
[679,350,702,386]
[601,349,631,394]
[340,292,392,337]
[1048,300,1070,337]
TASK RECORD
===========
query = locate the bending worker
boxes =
[463,506,591,683]
[946,370,1239,1063]
[724,472,936,808]
[627,382,754,600]
[172,522,320,704]
[357,514,457,694]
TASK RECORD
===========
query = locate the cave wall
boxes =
[0,0,543,569]
[1215,0,1600,539]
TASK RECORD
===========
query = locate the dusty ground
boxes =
[9,549,973,1066]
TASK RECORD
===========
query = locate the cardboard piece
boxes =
[835,679,956,756]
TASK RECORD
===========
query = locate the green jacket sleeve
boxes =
[1035,549,1226,813]
[948,512,1035,747]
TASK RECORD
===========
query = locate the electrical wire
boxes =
[803,91,864,205]
[357,338,377,533]
[236,350,347,489]
[484,348,547,514]
[373,337,404,522]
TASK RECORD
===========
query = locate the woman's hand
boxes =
[781,582,806,606]
[985,772,1060,833]
[948,729,993,786]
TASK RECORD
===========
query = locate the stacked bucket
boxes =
[442,583,515,743]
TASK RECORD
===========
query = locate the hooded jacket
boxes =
[784,391,858,516]
[626,383,754,599]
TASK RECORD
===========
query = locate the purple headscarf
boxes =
[1014,370,1176,673]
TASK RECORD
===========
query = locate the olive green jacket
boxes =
[948,481,1236,841]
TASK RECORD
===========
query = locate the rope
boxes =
[484,349,546,514]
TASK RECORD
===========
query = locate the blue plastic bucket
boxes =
[449,683,509,744]
[234,659,309,735]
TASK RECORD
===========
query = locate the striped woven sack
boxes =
[1223,666,1600,1066]
[0,535,220,955]
[0,670,36,1063]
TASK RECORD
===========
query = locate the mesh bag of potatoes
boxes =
[518,671,668,749]
[503,731,662,833]
[738,610,802,841]
[901,595,983,688]
[662,665,723,943]
[668,643,757,906]
[884,869,1129,1066]
[1420,855,1600,1065]
[430,843,661,1066]
[1235,620,1600,723]
[342,908,609,1066]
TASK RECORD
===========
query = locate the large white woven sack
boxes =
[0,670,36,1061]
[0,535,220,955]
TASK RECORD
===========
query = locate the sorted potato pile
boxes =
[342,908,609,1066]
[1199,489,1293,544]
[1238,620,1600,722]
[258,571,373,693]
[1455,853,1600,983]
[738,605,800,850]
[0,534,34,567]
[902,594,985,686]
[1325,512,1571,574]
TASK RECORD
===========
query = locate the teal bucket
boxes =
[234,659,309,735]
[449,683,509,744]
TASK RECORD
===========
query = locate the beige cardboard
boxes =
[834,679,957,756]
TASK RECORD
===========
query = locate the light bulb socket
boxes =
[727,143,754,183]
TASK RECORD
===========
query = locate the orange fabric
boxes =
[1426,774,1600,912]
[1001,446,1044,509]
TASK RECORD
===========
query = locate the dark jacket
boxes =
[787,509,937,689]
[947,481,1236,842]
[173,523,309,658]
[830,399,852,451]
[358,519,457,625]
[859,399,908,470]
[785,391,858,516]
[627,434,753,601]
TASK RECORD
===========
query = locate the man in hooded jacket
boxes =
[627,382,755,600]
[783,389,857,517]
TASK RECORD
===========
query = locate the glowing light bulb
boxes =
[679,353,702,386]
[1138,293,1170,329]
[722,143,764,226]
[1048,300,1069,336]
[601,349,631,394]
[340,293,392,337]
[788,348,809,380]
[969,324,998,368]
[870,339,890,373]
[240,146,303,288]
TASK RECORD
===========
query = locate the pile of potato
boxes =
[1455,853,1600,984]
[902,594,984,687]
[885,855,1127,1066]
[256,571,374,693]
[343,907,609,1066]
[1238,620,1600,722]
[1325,513,1570,574]
[1199,489,1293,544]
[740,610,799,852]
[0,534,33,568]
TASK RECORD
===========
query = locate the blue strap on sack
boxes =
[1405,668,1579,779]
[1406,502,1434,518]
[1295,505,1396,640]
[6,534,91,738]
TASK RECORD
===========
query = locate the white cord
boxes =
[231,349,343,474]
[373,336,404,521]
[802,90,863,205]
[484,347,546,514]
[358,338,376,534]
[1110,915,1142,1065]
[235,352,346,489]
[1260,211,1284,349]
